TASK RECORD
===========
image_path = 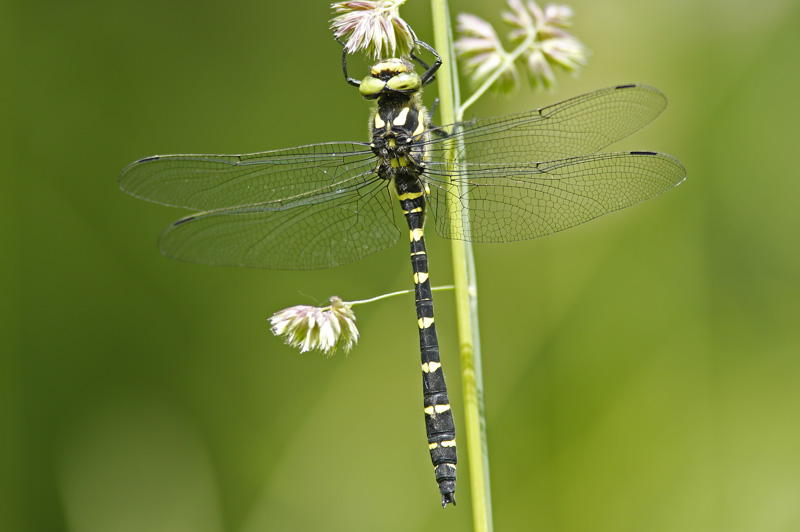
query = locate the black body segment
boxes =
[398,182,457,507]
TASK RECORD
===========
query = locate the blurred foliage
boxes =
[2,0,799,531]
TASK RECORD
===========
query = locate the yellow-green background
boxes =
[3,0,799,531]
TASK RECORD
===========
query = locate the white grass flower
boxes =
[270,287,453,356]
[526,49,556,90]
[455,0,589,93]
[330,0,417,60]
[504,0,588,90]
[455,13,519,93]
[270,296,359,356]
[542,3,574,28]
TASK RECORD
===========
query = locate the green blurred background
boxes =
[3,0,799,531]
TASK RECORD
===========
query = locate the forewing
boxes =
[119,142,375,210]
[158,177,399,270]
[427,151,685,242]
[426,85,668,164]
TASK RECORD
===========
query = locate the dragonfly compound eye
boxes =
[386,72,422,92]
[359,75,387,98]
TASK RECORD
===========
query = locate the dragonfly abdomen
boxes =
[398,183,457,507]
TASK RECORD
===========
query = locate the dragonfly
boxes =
[119,41,685,507]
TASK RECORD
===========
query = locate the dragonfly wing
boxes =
[158,177,399,270]
[426,151,685,242]
[119,142,375,211]
[426,84,668,164]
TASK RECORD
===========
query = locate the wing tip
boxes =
[629,150,687,186]
[119,155,162,192]
[613,83,665,101]
[613,83,659,92]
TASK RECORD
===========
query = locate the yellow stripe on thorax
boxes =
[393,107,410,126]
[413,119,425,138]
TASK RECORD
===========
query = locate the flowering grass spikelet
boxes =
[330,0,417,60]
[505,0,588,89]
[455,13,519,93]
[270,296,359,356]
[455,0,589,93]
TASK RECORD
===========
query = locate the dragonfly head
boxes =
[359,58,422,100]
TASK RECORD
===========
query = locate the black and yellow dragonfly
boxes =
[120,42,685,507]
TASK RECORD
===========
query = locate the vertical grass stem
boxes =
[430,1,493,530]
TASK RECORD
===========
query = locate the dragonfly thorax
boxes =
[370,92,428,183]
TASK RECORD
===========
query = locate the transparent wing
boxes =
[119,142,375,211]
[425,84,668,164]
[159,176,399,270]
[426,151,685,242]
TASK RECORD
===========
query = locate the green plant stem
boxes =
[430,1,493,531]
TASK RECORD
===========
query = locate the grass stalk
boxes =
[430,2,493,530]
